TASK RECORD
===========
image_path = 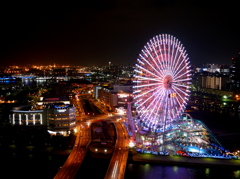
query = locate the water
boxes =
[0,151,67,179]
[0,78,55,87]
[125,163,240,179]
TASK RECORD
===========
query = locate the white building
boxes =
[9,105,46,126]
[9,103,77,136]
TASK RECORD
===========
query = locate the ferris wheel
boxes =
[133,34,192,133]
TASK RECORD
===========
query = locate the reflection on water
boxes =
[0,78,47,86]
[125,162,240,179]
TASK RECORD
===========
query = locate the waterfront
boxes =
[1,109,240,179]
[124,109,240,179]
[1,148,240,179]
[189,109,240,152]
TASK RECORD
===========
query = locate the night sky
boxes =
[1,0,239,67]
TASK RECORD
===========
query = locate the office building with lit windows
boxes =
[9,103,77,136]
[96,83,133,113]
[46,103,76,135]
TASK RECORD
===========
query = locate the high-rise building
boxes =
[229,53,240,91]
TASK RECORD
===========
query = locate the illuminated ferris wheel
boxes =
[133,34,192,133]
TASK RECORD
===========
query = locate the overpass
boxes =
[104,122,129,179]
[54,117,129,179]
[54,122,91,179]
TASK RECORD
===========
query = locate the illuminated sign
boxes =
[118,93,129,98]
[57,109,66,112]
[169,93,177,98]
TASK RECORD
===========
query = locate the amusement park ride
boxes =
[127,34,227,155]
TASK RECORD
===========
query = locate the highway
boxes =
[104,121,129,179]
[54,121,91,179]
[55,95,130,179]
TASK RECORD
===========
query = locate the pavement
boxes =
[128,153,240,168]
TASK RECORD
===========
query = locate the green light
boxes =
[142,164,150,172]
[205,168,210,176]
[233,170,240,178]
[173,166,178,173]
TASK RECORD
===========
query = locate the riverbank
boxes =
[128,153,240,168]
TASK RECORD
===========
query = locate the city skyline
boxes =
[1,1,239,67]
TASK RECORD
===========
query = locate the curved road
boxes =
[54,122,91,179]
[104,121,129,179]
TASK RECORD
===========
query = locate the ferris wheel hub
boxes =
[163,75,173,89]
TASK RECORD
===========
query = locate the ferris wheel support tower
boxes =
[126,101,136,142]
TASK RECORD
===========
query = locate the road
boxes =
[54,121,91,179]
[104,121,129,179]
[55,95,129,179]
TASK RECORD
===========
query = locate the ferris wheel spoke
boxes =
[144,46,165,77]
[135,64,162,79]
[136,87,164,110]
[137,58,145,66]
[172,45,187,75]
[139,53,162,77]
[141,86,163,114]
[171,41,181,68]
[170,42,181,73]
[169,97,177,115]
[163,35,168,71]
[173,72,191,82]
[169,36,176,72]
[173,88,190,99]
[153,36,165,71]
[135,76,161,82]
[170,93,185,115]
[173,79,191,86]
[172,86,189,105]
[173,85,190,95]
[149,40,166,76]
[166,34,172,71]
[173,61,190,79]
[135,85,161,100]
[158,35,169,73]
[149,91,166,125]
[147,40,162,75]
[172,53,186,76]
[142,88,164,125]
[134,82,162,89]
[173,83,190,91]
[133,90,142,94]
